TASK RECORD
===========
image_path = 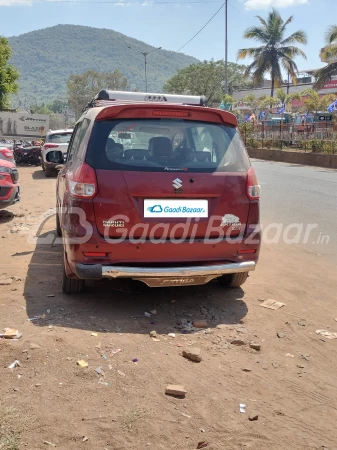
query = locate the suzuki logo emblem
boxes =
[172,178,183,190]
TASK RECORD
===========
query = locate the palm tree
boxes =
[275,88,302,110]
[237,9,307,98]
[300,89,336,115]
[314,25,337,89]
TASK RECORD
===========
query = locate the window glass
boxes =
[47,132,72,144]
[86,119,250,173]
[67,119,90,161]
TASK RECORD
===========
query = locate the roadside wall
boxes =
[247,148,337,169]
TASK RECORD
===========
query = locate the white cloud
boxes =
[0,0,32,5]
[244,0,308,10]
[113,0,153,7]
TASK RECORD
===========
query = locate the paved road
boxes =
[252,159,337,262]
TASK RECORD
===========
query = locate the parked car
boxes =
[0,146,16,165]
[41,129,73,177]
[55,90,261,294]
[0,159,20,209]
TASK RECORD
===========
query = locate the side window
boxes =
[66,119,90,162]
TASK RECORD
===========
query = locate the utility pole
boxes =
[224,0,229,94]
[127,45,162,93]
[144,53,148,93]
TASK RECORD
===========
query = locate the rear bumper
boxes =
[75,261,256,287]
[44,161,59,170]
[0,186,20,209]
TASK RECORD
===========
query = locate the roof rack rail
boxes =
[83,90,207,111]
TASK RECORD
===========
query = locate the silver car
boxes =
[41,129,73,177]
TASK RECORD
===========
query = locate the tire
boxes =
[218,272,249,288]
[62,265,85,294]
[56,208,62,237]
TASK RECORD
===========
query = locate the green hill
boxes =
[8,24,199,104]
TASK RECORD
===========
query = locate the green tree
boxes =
[0,37,20,109]
[30,104,54,115]
[300,89,336,114]
[163,60,250,106]
[241,94,263,112]
[258,96,280,110]
[67,70,128,118]
[47,99,68,114]
[273,88,302,110]
[314,25,337,90]
[237,9,307,98]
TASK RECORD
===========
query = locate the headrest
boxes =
[186,151,211,162]
[175,147,193,158]
[124,149,149,160]
[149,137,173,157]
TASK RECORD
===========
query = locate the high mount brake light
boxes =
[152,111,191,118]
[67,163,97,199]
[246,166,261,200]
[44,144,59,150]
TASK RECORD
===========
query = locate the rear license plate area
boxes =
[144,199,208,218]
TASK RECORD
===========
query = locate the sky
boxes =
[0,0,335,72]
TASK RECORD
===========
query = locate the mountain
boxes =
[8,24,199,104]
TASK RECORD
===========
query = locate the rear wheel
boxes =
[62,265,85,294]
[218,272,249,288]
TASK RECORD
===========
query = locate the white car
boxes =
[41,129,73,177]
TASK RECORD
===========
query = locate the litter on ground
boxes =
[316,330,337,340]
[259,299,286,310]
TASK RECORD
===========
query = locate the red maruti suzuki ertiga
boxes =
[55,90,261,294]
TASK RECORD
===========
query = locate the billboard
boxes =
[321,80,337,91]
[0,112,50,138]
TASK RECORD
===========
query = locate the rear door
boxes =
[85,106,251,244]
[44,131,73,160]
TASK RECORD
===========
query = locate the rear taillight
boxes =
[67,163,97,199]
[246,166,261,200]
[44,144,59,150]
[0,149,13,159]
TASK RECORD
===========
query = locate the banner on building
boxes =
[0,112,50,138]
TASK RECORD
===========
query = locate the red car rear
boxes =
[56,91,261,294]
[0,159,20,209]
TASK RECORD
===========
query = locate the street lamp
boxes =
[224,0,229,94]
[127,45,162,92]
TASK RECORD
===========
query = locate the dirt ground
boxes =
[0,166,336,450]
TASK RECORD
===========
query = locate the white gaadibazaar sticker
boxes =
[144,199,208,218]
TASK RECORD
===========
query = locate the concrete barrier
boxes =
[247,148,337,169]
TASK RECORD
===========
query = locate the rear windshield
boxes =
[47,133,72,144]
[86,119,250,173]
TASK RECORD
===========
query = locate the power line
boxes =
[228,0,243,13]
[175,2,225,54]
[151,1,225,67]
